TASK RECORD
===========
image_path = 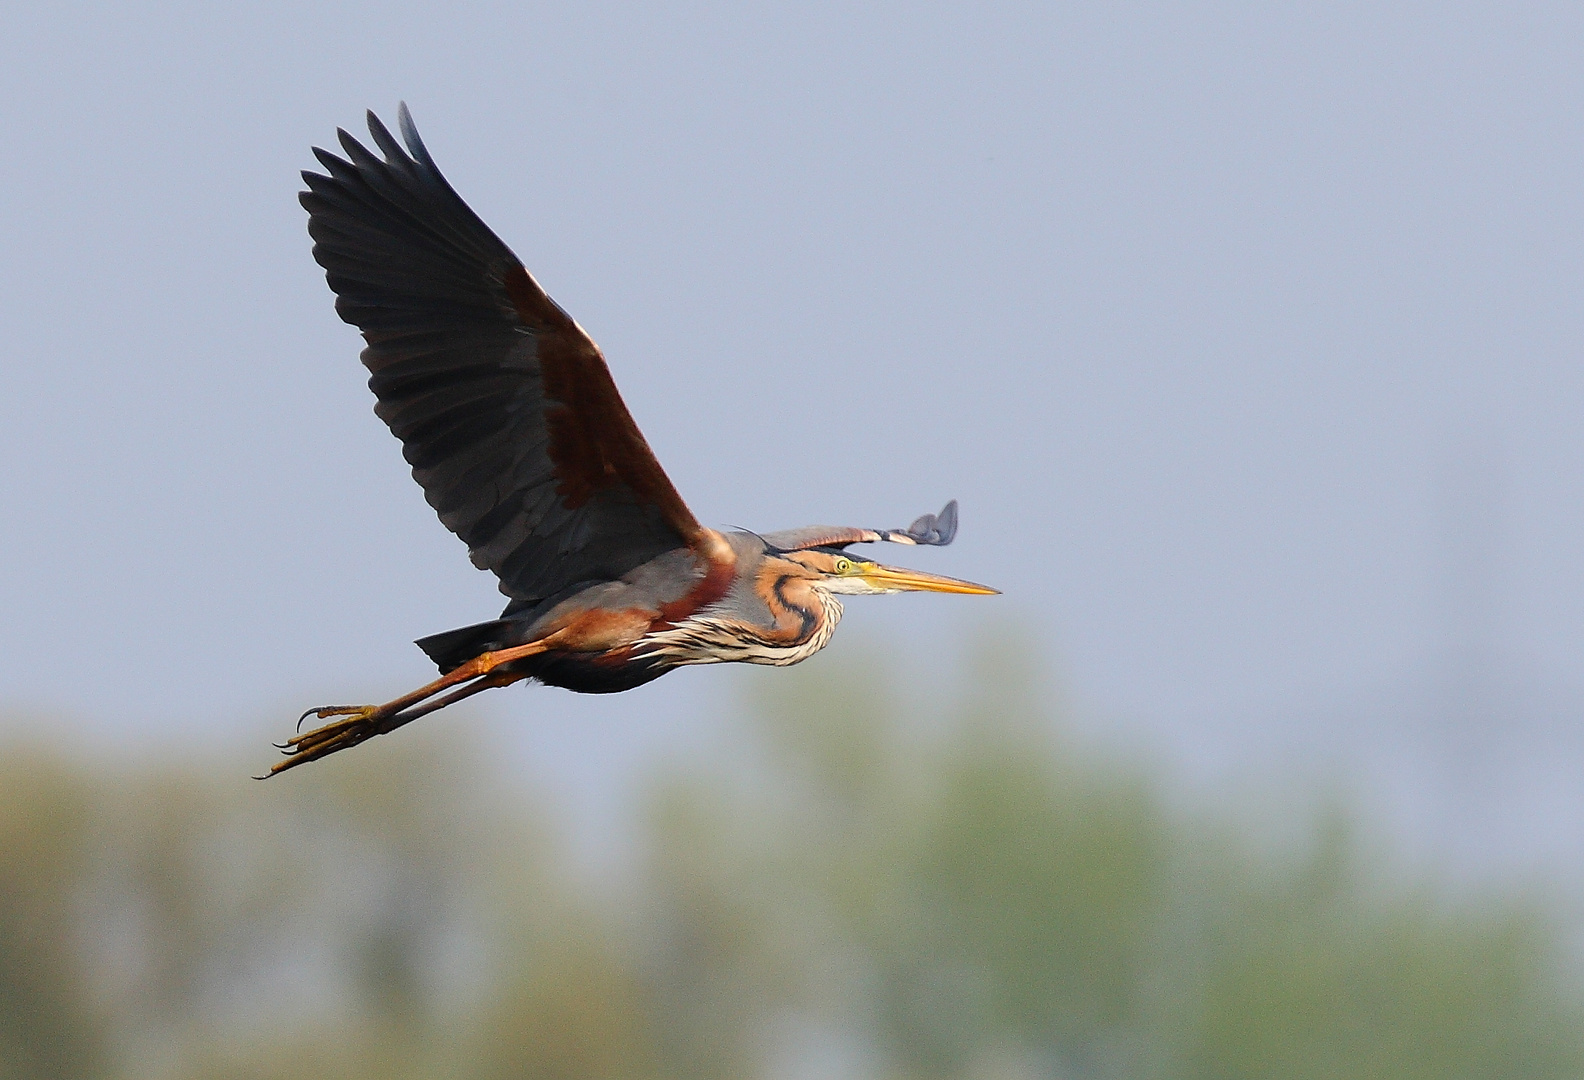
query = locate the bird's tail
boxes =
[414,619,519,674]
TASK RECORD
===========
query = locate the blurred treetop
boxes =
[0,633,1579,1079]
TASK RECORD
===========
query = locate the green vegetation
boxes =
[1,640,1580,1079]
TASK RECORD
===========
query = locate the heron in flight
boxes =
[272,106,996,776]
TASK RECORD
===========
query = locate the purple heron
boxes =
[272,106,996,776]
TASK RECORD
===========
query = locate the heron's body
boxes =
[420,532,846,694]
[270,106,995,775]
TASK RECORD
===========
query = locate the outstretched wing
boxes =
[759,500,960,553]
[301,106,708,605]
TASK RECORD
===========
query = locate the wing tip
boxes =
[396,101,433,168]
[900,499,958,546]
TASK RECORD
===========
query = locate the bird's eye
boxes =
[834,557,853,574]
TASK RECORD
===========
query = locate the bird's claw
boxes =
[267,705,387,777]
[297,704,373,731]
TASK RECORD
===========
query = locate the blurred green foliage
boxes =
[0,638,1580,1079]
[0,749,104,1079]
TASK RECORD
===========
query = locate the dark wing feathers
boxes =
[301,105,704,606]
[759,500,961,553]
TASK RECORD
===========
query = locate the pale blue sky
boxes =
[3,3,1582,856]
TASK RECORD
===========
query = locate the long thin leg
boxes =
[264,630,568,778]
[265,669,522,776]
[297,629,568,730]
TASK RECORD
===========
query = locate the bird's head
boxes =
[779,547,999,596]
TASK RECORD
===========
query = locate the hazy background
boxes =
[4,8,1584,1071]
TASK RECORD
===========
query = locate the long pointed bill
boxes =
[857,563,1000,595]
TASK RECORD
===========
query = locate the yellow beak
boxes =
[858,563,1000,595]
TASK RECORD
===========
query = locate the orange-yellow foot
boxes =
[266,704,388,776]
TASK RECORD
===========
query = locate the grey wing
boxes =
[760,500,960,553]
